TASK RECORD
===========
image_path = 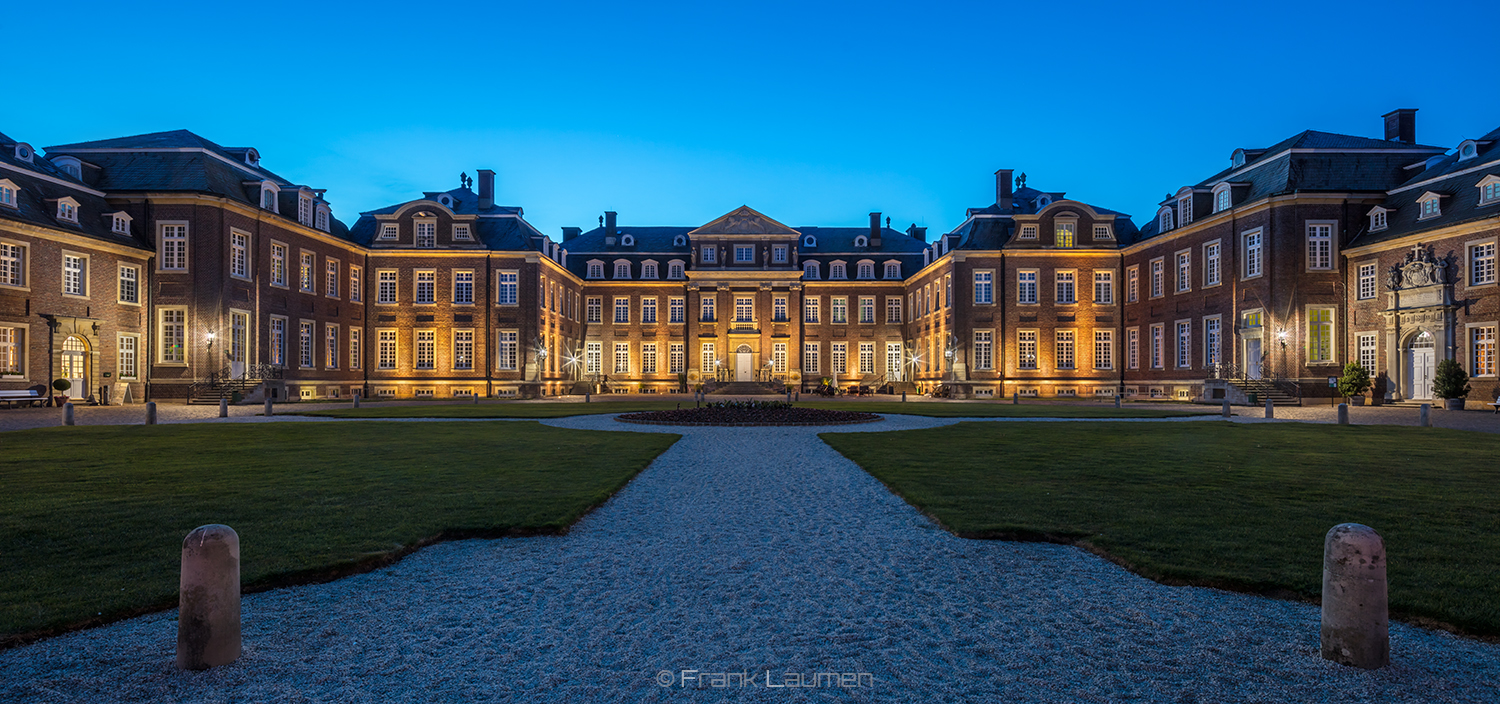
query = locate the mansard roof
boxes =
[0,130,148,250]
[347,187,547,251]
[360,185,523,217]
[1350,123,1500,248]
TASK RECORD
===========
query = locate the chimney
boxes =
[562,227,581,242]
[1383,109,1417,144]
[907,223,927,242]
[996,169,1013,209]
[604,211,617,237]
[477,169,495,209]
[868,212,881,247]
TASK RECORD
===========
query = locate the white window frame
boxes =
[1357,262,1378,300]
[974,269,994,305]
[1175,320,1191,369]
[1358,332,1378,373]
[61,251,88,298]
[158,221,189,272]
[326,258,340,299]
[803,261,819,279]
[1243,228,1264,279]
[497,330,519,371]
[158,306,188,365]
[117,264,140,305]
[497,270,519,305]
[414,269,436,305]
[614,260,631,279]
[1093,329,1113,370]
[1055,269,1076,305]
[1126,266,1138,303]
[1175,250,1191,293]
[734,244,754,263]
[1468,239,1497,287]
[414,329,436,370]
[1305,220,1337,271]
[0,239,26,290]
[299,251,316,293]
[830,261,847,280]
[1149,258,1164,298]
[1093,270,1114,305]
[1307,306,1336,365]
[669,296,685,324]
[1055,329,1076,370]
[803,342,820,374]
[1469,324,1497,377]
[378,223,398,240]
[377,269,398,304]
[117,333,140,380]
[453,329,475,371]
[1204,315,1222,369]
[701,245,717,264]
[587,260,604,279]
[1010,330,1030,371]
[452,223,472,241]
[414,219,437,248]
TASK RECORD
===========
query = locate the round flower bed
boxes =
[616,400,880,427]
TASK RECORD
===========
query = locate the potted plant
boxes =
[1433,358,1471,411]
[1337,362,1371,406]
[51,378,71,406]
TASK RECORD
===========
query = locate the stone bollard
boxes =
[1419,403,1430,427]
[1266,397,1275,419]
[585,393,591,403]
[473,394,479,405]
[795,391,799,402]
[1114,395,1121,409]
[902,391,907,402]
[177,524,241,670]
[1221,400,1231,418]
[786,391,791,403]
[1321,523,1388,670]
[146,401,158,425]
[1337,403,1349,425]
[352,393,360,409]
[219,397,228,418]
[1012,392,1019,405]
[264,397,273,417]
[63,402,74,426]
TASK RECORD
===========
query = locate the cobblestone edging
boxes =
[614,416,882,427]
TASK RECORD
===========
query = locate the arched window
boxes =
[803,260,819,279]
[857,260,875,279]
[1158,207,1174,232]
[884,261,901,279]
[586,260,604,279]
[668,259,685,279]
[1212,184,1231,213]
[613,260,631,279]
[830,261,847,280]
[641,260,658,279]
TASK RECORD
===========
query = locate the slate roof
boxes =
[1349,124,1500,248]
[346,186,545,250]
[0,131,150,250]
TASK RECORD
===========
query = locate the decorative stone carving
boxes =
[1388,243,1454,290]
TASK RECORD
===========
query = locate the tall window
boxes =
[118,335,137,378]
[858,342,875,374]
[1359,333,1377,372]
[669,297,685,323]
[614,343,630,374]
[454,330,474,370]
[1215,188,1230,213]
[230,232,249,278]
[831,343,847,374]
[1178,197,1192,226]
[296,321,313,368]
[1308,308,1334,363]
[803,342,819,374]
[584,341,601,374]
[1358,263,1377,300]
[1055,330,1075,369]
[773,296,788,321]
[415,222,436,248]
[316,207,329,232]
[735,297,753,323]
[859,297,875,324]
[1471,243,1496,286]
[1017,270,1037,305]
[1055,222,1075,248]
[299,253,314,293]
[1204,242,1221,287]
[1055,271,1075,304]
[1175,321,1191,368]
[1176,252,1191,292]
[160,224,187,270]
[1307,223,1334,270]
[415,330,436,369]
[350,328,361,369]
[1205,317,1222,368]
[1094,330,1113,370]
[669,343,685,373]
[0,242,24,287]
[1013,331,1031,370]
[498,271,518,305]
[1126,267,1138,303]
[1150,324,1164,369]
[974,271,993,304]
[378,271,397,303]
[886,297,902,323]
[415,271,435,304]
[118,265,139,304]
[63,255,86,296]
[701,297,716,322]
[1244,230,1263,278]
[325,325,339,369]
[615,297,630,324]
[497,331,518,370]
[1150,259,1164,297]
[804,296,820,324]
[269,317,286,366]
[642,297,658,324]
[1159,209,1173,232]
[1127,328,1139,369]
[1093,271,1113,304]
[831,297,847,324]
[378,330,397,369]
[454,271,474,304]
[325,260,339,297]
[270,244,287,286]
[586,296,602,323]
[773,343,787,374]
[1472,326,1496,377]
[701,343,716,373]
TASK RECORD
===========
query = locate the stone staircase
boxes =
[708,381,785,396]
[1226,377,1300,406]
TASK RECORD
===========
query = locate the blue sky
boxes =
[4,1,1495,238]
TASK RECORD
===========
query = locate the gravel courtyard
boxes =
[2,413,1498,702]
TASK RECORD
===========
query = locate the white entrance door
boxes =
[230,311,248,377]
[734,345,753,381]
[1408,332,1435,400]
[61,336,87,398]
[1244,339,1262,379]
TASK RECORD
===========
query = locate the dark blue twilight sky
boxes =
[4,1,1494,237]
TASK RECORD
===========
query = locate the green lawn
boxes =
[0,422,677,645]
[294,399,1208,419]
[821,421,1500,636]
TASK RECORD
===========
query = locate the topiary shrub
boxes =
[1433,358,1471,400]
[51,378,71,393]
[1337,362,1371,399]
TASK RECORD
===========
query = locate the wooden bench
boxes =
[0,389,46,409]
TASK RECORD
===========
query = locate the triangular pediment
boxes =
[688,206,799,237]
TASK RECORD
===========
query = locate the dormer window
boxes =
[52,156,82,179]
[437,194,453,208]
[1418,193,1442,220]
[260,182,280,213]
[673,234,687,247]
[315,205,330,232]
[802,234,816,248]
[1019,224,1038,239]
[1036,196,1051,208]
[668,260,685,279]
[1093,224,1113,240]
[641,260,658,279]
[587,260,604,279]
[1369,207,1388,232]
[14,143,33,163]
[111,212,132,235]
[613,260,631,279]
[803,261,820,279]
[1478,176,1500,206]
[854,235,868,248]
[884,261,901,279]
[1178,197,1193,226]
[0,179,16,208]
[415,220,436,247]
[244,148,260,166]
[1213,184,1231,213]
[452,223,472,240]
[1232,149,1246,168]
[830,261,847,279]
[1055,221,1076,248]
[1159,207,1174,232]
[379,223,398,240]
[298,194,313,227]
[56,197,79,224]
[620,234,635,247]
[1459,141,1479,160]
[857,261,875,279]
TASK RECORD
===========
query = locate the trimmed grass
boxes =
[0,422,677,645]
[294,399,1208,419]
[821,421,1500,636]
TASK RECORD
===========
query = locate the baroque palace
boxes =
[1,110,1497,404]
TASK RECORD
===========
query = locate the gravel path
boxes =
[2,414,1498,702]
